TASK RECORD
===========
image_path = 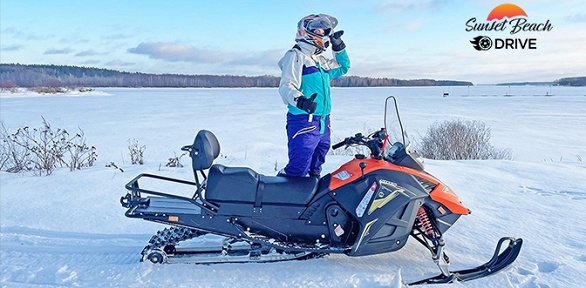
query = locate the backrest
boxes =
[190,130,221,171]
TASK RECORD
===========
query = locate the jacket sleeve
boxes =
[325,49,350,79]
[278,50,304,106]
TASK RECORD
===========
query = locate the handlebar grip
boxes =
[332,141,346,150]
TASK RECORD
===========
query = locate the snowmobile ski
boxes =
[407,237,523,285]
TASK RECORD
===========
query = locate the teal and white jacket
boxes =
[278,41,350,132]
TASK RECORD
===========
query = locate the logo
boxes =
[333,170,353,180]
[356,181,377,217]
[470,36,492,51]
[486,3,527,21]
[466,3,553,51]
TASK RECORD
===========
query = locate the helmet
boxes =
[296,14,338,52]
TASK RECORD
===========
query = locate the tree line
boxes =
[554,77,586,87]
[497,76,586,87]
[0,63,474,88]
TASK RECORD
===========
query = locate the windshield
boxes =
[384,96,408,146]
[383,96,424,170]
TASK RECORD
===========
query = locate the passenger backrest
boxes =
[190,130,221,171]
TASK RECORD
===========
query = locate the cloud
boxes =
[2,26,46,40]
[104,59,135,66]
[406,18,432,31]
[565,13,586,22]
[60,37,91,44]
[127,42,282,69]
[2,26,18,34]
[227,48,283,68]
[375,0,449,14]
[128,42,233,63]
[103,33,132,40]
[44,48,73,55]
[75,50,104,57]
[80,60,101,65]
[1,45,24,51]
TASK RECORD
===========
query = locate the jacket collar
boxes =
[295,40,322,55]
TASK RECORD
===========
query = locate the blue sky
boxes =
[1,0,585,84]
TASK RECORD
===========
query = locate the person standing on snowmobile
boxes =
[278,14,350,177]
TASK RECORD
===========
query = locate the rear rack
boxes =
[120,173,219,215]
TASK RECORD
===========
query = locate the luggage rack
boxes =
[120,173,219,215]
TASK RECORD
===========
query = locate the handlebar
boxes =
[332,133,366,150]
[331,141,346,150]
[331,129,388,158]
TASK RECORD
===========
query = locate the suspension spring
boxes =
[417,206,436,236]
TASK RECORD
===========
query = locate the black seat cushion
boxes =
[258,175,318,205]
[205,164,319,205]
[206,164,258,203]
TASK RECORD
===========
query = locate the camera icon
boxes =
[470,36,492,51]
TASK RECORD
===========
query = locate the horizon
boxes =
[4,63,584,86]
[1,0,585,85]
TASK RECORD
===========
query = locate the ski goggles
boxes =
[302,14,338,38]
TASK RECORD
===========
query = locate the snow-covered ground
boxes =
[1,86,585,287]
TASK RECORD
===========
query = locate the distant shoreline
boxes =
[1,63,584,87]
[1,63,472,88]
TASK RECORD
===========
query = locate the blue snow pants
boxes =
[283,113,331,177]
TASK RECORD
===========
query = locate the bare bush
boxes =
[128,139,145,165]
[32,87,67,94]
[106,162,124,172]
[165,152,186,167]
[0,118,98,175]
[417,119,512,160]
[67,129,98,171]
[1,121,33,172]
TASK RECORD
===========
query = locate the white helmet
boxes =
[296,14,338,52]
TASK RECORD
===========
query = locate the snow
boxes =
[1,86,585,287]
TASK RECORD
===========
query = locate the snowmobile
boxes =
[120,96,522,285]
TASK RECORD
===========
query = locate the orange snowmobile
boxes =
[121,96,522,285]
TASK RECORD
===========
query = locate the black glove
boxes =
[330,30,345,52]
[296,93,318,114]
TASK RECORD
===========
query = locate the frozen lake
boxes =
[1,85,586,288]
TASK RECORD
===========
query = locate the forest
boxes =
[0,64,474,88]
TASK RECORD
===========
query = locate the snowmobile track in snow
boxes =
[0,227,150,286]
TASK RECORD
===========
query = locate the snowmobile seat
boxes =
[257,174,319,205]
[206,164,259,203]
[205,164,319,206]
[188,130,221,171]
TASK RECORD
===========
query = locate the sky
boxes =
[1,0,585,84]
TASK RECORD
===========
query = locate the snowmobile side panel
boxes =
[422,198,462,234]
[429,183,470,215]
[348,197,423,256]
[325,204,357,247]
[329,171,427,220]
[211,201,307,218]
[328,170,427,256]
[236,218,329,243]
[329,158,436,191]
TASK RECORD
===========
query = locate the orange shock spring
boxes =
[417,206,435,236]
